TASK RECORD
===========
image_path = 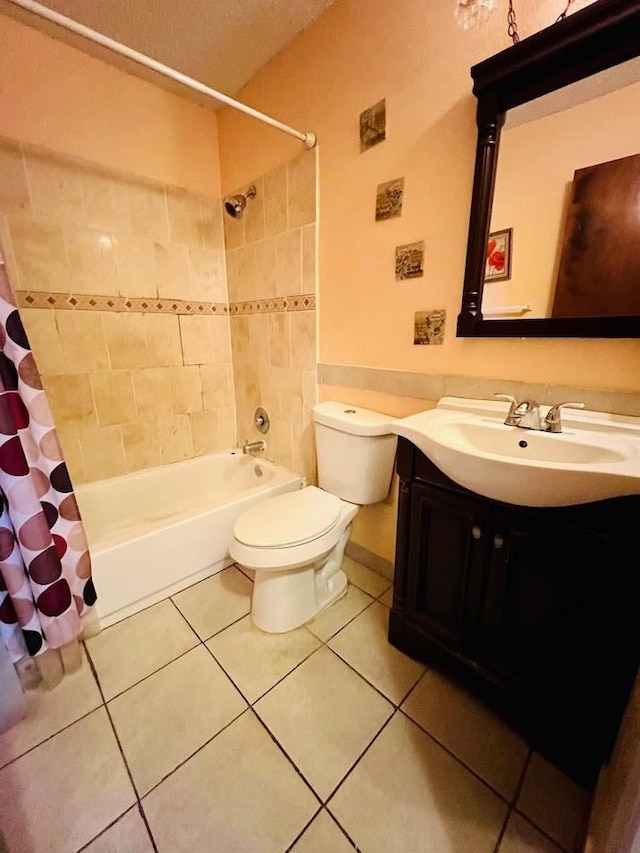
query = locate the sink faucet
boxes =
[242,439,266,455]
[495,395,585,432]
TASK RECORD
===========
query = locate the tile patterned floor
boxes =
[0,558,591,853]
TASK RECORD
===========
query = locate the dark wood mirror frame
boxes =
[457,0,640,339]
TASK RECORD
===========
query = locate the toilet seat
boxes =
[229,488,359,573]
[233,486,342,548]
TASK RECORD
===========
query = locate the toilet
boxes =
[229,401,397,633]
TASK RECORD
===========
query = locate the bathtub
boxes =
[75,452,304,627]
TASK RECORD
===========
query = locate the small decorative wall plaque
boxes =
[375,177,404,221]
[396,241,424,280]
[485,228,512,282]
[414,309,446,345]
[360,99,386,152]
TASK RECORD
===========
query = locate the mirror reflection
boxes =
[482,56,640,321]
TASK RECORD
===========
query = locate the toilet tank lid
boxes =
[313,401,395,436]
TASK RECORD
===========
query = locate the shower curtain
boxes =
[0,250,97,689]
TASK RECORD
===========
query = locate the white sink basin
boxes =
[392,397,640,507]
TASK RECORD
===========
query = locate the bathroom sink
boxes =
[392,397,640,506]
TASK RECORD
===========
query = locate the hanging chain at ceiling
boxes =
[454,0,577,44]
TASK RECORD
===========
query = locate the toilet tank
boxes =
[313,402,397,504]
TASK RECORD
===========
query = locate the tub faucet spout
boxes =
[242,439,266,455]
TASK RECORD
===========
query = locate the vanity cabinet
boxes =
[390,438,640,788]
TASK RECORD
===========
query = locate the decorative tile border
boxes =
[229,294,315,315]
[17,290,316,316]
[318,362,640,418]
[18,291,228,315]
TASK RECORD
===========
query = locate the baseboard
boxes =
[345,540,394,581]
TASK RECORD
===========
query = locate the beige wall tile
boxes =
[253,238,277,299]
[169,366,202,414]
[302,370,317,423]
[21,308,66,375]
[278,369,304,422]
[268,313,291,368]
[81,171,130,233]
[132,368,173,418]
[103,313,147,370]
[289,311,315,370]
[287,152,316,229]
[211,316,233,364]
[199,196,224,252]
[121,420,164,472]
[268,419,294,469]
[143,314,183,367]
[189,410,219,456]
[188,248,225,302]
[25,152,85,225]
[166,187,201,247]
[8,217,69,292]
[159,414,193,464]
[237,244,256,301]
[154,242,190,300]
[43,374,96,427]
[244,176,264,244]
[126,179,169,244]
[180,315,213,365]
[225,249,240,303]
[79,424,127,480]
[301,225,316,294]
[223,203,245,249]
[0,140,30,215]
[57,311,110,372]
[201,363,233,410]
[264,165,288,237]
[258,366,282,418]
[276,230,302,296]
[55,422,86,484]
[91,370,137,427]
[292,418,317,483]
[217,406,237,448]
[65,228,118,296]
[114,236,156,298]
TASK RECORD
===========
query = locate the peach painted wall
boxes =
[217,0,640,394]
[0,14,220,195]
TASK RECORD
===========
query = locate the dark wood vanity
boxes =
[389,437,640,788]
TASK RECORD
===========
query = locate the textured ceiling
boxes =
[0,0,338,105]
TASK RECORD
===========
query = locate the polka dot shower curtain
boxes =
[0,253,97,687]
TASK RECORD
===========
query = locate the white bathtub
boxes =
[75,452,303,627]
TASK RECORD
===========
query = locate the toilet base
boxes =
[250,527,352,633]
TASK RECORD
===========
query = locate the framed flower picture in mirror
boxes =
[485,228,512,282]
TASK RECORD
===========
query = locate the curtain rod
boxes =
[7,0,317,149]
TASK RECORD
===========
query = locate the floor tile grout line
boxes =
[282,805,323,853]
[395,706,515,807]
[101,641,201,704]
[323,642,414,710]
[319,806,360,851]
[0,694,104,772]
[139,706,250,801]
[249,707,325,807]
[324,710,399,808]
[511,805,571,853]
[309,591,378,644]
[73,804,147,853]
[83,644,159,853]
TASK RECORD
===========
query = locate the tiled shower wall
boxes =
[0,137,235,483]
[225,149,317,483]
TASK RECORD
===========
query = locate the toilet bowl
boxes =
[229,402,397,633]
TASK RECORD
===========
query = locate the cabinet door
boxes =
[481,508,635,784]
[406,484,491,654]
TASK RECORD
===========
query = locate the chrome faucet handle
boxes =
[514,399,542,430]
[493,394,520,425]
[544,401,585,433]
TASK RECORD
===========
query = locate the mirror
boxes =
[457,0,640,338]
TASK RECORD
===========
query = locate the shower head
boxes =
[224,185,257,219]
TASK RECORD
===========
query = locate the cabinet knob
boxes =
[472,525,482,540]
[493,534,504,549]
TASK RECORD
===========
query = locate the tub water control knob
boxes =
[254,407,270,434]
